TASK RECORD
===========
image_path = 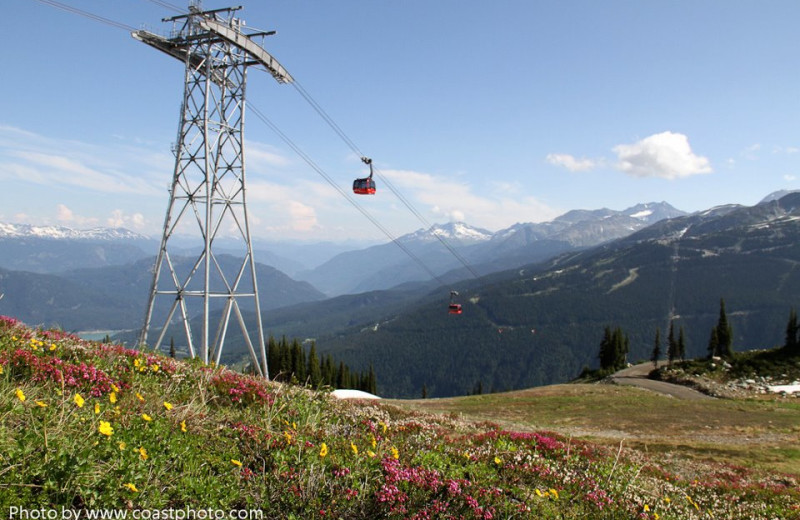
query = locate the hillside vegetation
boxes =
[1,316,798,519]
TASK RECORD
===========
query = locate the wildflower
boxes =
[494,456,502,465]
[284,431,292,444]
[180,420,187,433]
[119,442,127,451]
[163,401,173,411]
[135,392,145,402]
[367,450,376,458]
[134,359,141,369]
[379,421,387,434]
[138,446,148,460]
[390,446,399,460]
[15,389,26,402]
[535,489,543,497]
[49,343,57,351]
[74,393,85,408]
[319,443,329,458]
[0,365,4,374]
[350,442,358,456]
[124,482,139,493]
[370,434,377,448]
[98,421,114,437]
[549,488,559,500]
[151,364,160,373]
[35,401,47,408]
[141,413,152,422]
[231,459,243,467]
[94,402,101,415]
[644,504,650,512]
[111,383,119,392]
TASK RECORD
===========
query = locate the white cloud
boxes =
[545,153,597,172]
[741,143,761,160]
[613,131,712,179]
[56,204,99,227]
[106,209,147,230]
[784,174,797,182]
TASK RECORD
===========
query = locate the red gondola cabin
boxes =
[353,156,376,195]
[353,177,376,195]
[448,303,462,314]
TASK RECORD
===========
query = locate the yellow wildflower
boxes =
[370,434,377,448]
[138,446,148,460]
[284,431,292,444]
[119,442,127,451]
[15,389,26,402]
[549,488,559,500]
[367,450,376,458]
[94,402,101,415]
[49,343,57,351]
[135,392,145,402]
[0,365,4,374]
[390,446,399,460]
[379,421,387,434]
[151,364,160,372]
[231,459,242,467]
[163,401,173,411]
[74,393,85,408]
[109,392,117,404]
[180,420,187,433]
[124,482,139,493]
[350,442,358,456]
[134,359,141,368]
[98,421,114,437]
[535,489,543,497]
[141,413,152,422]
[35,400,47,408]
[644,504,650,512]
[494,456,502,465]
[111,383,119,392]
[319,443,329,458]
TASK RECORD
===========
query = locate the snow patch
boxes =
[330,389,381,400]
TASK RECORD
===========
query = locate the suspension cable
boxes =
[31,0,137,31]
[291,78,482,280]
[29,0,478,285]
[249,104,449,287]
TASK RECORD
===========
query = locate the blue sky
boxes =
[1,1,798,242]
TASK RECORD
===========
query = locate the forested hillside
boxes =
[311,194,800,397]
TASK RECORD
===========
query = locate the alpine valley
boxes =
[2,192,799,397]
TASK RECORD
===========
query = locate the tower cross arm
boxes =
[198,18,293,84]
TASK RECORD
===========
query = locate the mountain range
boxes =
[1,192,799,398]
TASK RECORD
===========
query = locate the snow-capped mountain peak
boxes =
[400,222,494,243]
[0,223,149,241]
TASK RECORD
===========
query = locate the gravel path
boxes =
[609,362,714,400]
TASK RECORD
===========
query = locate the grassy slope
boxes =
[394,384,800,477]
[1,316,798,519]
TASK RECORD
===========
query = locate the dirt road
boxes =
[609,362,713,400]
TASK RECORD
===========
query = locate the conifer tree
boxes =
[785,308,799,354]
[714,298,733,359]
[667,321,677,365]
[678,326,686,360]
[651,328,662,368]
[169,337,176,359]
[307,343,321,387]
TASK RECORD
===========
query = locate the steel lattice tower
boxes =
[133,4,292,376]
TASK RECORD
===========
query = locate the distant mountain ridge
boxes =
[0,223,150,241]
[297,202,686,295]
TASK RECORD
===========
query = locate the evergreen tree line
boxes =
[266,336,377,394]
[597,298,800,374]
